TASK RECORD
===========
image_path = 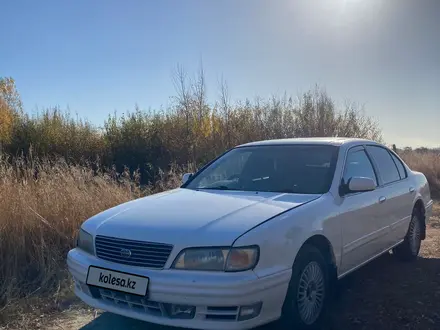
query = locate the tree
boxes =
[0,77,22,149]
[292,86,382,141]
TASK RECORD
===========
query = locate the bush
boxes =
[1,74,382,184]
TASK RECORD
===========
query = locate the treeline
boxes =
[0,70,382,183]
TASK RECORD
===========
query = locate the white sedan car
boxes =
[67,138,433,330]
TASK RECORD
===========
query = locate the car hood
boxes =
[82,188,320,247]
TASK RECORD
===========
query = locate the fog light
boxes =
[163,303,196,319]
[238,302,262,321]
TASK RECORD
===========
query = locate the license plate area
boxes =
[86,266,149,296]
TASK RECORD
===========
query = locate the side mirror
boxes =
[182,173,193,185]
[347,177,377,193]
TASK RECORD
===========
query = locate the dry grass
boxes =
[0,157,137,324]
[401,151,440,198]
[0,155,188,326]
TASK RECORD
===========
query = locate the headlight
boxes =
[172,246,259,272]
[76,228,95,255]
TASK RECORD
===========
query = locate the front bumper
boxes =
[67,248,291,330]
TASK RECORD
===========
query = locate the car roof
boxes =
[237,137,378,147]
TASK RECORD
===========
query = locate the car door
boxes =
[365,145,414,248]
[339,146,385,275]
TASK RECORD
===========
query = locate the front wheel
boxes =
[393,210,422,261]
[281,245,329,329]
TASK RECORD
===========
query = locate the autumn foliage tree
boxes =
[0,77,22,150]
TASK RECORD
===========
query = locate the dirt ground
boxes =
[9,203,440,330]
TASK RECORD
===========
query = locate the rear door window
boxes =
[390,153,407,179]
[366,146,401,185]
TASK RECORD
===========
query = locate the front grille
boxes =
[88,287,247,322]
[95,235,173,268]
[92,288,195,319]
[95,288,165,317]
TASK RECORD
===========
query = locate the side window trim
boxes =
[340,146,364,186]
[362,146,380,185]
[364,144,403,186]
[389,150,408,179]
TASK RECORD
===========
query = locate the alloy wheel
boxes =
[409,217,421,256]
[296,261,325,325]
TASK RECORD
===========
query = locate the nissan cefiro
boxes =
[67,137,433,330]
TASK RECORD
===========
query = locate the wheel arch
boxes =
[296,235,338,283]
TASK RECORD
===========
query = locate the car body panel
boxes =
[68,248,290,330]
[233,194,342,277]
[378,180,414,246]
[337,190,386,274]
[82,188,320,249]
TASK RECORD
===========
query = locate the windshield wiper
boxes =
[198,185,238,190]
[267,189,302,194]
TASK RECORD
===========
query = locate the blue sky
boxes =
[1,0,439,148]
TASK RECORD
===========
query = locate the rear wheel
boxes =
[393,210,422,261]
[281,244,329,329]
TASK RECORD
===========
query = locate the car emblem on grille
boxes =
[120,248,132,258]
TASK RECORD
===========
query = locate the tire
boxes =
[392,209,423,261]
[280,244,329,330]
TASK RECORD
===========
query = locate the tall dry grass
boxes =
[0,156,134,309]
[0,154,188,313]
[401,151,440,198]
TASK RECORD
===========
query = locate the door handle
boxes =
[409,187,415,193]
[379,196,387,203]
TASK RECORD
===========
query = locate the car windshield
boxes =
[185,145,339,194]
